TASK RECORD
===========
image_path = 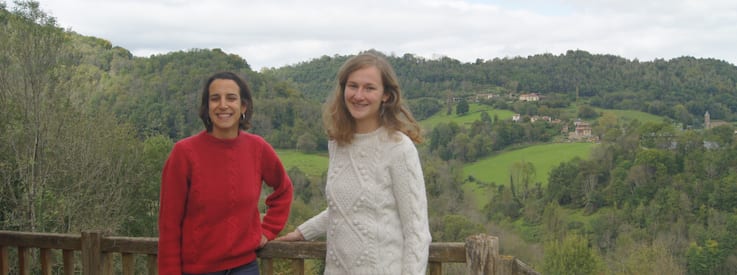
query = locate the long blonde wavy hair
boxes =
[323,51,423,145]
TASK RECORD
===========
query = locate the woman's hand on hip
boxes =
[259,234,268,248]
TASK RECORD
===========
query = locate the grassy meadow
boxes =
[560,104,668,124]
[420,103,516,130]
[275,150,328,178]
[462,142,597,209]
[274,106,663,211]
[596,108,668,124]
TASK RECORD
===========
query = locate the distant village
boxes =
[452,92,598,142]
[451,91,736,143]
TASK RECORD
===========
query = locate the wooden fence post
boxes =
[40,248,53,275]
[63,250,75,275]
[147,254,158,275]
[18,247,30,275]
[0,246,8,275]
[81,231,102,275]
[465,234,499,275]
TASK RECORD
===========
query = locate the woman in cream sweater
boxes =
[277,52,431,275]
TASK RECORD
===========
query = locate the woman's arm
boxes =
[260,142,294,240]
[158,144,189,275]
[390,141,432,275]
[275,209,328,241]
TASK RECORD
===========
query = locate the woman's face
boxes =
[208,79,245,139]
[344,66,389,133]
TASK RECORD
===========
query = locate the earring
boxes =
[241,113,246,120]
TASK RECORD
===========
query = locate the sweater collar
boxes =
[199,130,244,146]
[352,126,386,144]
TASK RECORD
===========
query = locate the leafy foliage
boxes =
[543,234,605,275]
[3,3,737,273]
[272,50,737,127]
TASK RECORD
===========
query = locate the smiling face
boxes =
[208,79,245,139]
[344,66,390,133]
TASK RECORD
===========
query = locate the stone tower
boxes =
[705,111,711,129]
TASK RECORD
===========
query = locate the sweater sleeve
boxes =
[158,143,189,275]
[389,141,432,275]
[297,209,329,241]
[260,141,294,240]
[297,140,332,241]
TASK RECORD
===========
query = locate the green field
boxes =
[560,105,668,125]
[420,103,516,130]
[596,108,668,124]
[277,142,595,187]
[278,105,656,210]
[464,142,596,186]
[463,142,596,208]
[275,149,328,178]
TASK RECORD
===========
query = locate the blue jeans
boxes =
[183,260,259,275]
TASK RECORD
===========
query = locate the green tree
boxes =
[435,214,484,242]
[673,103,693,128]
[296,132,318,153]
[121,135,173,236]
[510,161,536,203]
[0,1,68,231]
[577,105,599,119]
[423,157,465,216]
[707,124,736,147]
[543,234,604,275]
[687,240,723,275]
[480,111,492,123]
[546,158,582,206]
[449,133,471,162]
[456,99,469,115]
[617,242,684,275]
[541,201,566,242]
[0,2,147,235]
[593,112,621,142]
[638,121,677,149]
[484,185,522,220]
[429,122,459,153]
[407,97,441,120]
[288,167,312,204]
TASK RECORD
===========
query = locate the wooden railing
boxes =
[0,230,538,275]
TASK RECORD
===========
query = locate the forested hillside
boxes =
[2,2,737,274]
[272,49,737,127]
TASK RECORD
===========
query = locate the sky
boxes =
[9,0,737,70]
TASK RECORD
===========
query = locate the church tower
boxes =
[705,111,711,129]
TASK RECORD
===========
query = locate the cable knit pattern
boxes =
[298,127,431,275]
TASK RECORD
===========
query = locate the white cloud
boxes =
[17,0,737,70]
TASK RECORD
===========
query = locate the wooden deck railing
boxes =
[0,230,538,275]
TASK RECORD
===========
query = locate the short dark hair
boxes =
[199,71,253,131]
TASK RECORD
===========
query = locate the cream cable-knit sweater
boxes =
[298,127,432,275]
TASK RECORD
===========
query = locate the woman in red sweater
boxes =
[158,71,293,275]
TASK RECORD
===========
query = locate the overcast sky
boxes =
[12,0,737,70]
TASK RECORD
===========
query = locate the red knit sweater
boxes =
[158,131,293,274]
